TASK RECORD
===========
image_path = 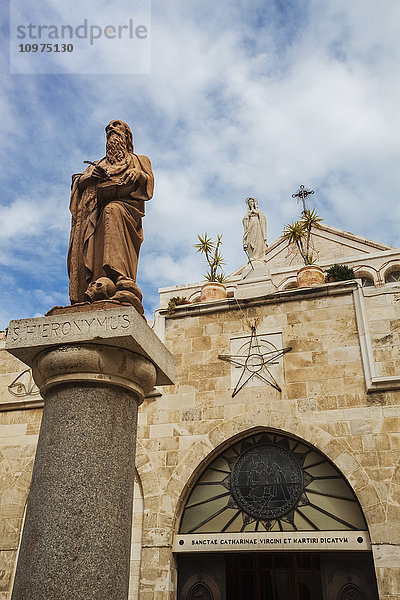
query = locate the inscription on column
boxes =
[9,313,131,343]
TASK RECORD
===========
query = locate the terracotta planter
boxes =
[297,265,325,288]
[200,282,227,302]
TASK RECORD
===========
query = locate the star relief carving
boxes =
[218,326,292,397]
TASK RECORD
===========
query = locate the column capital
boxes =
[32,343,156,401]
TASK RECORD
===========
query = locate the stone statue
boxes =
[242,197,268,260]
[67,120,154,314]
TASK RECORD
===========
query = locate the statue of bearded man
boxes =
[67,120,154,314]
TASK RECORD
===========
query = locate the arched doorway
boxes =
[175,431,379,600]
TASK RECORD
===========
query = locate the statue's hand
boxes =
[91,165,108,180]
[77,169,101,191]
[121,169,140,185]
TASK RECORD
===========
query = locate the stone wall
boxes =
[366,288,400,378]
[136,284,400,599]
[0,410,40,599]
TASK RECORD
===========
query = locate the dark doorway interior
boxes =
[178,552,379,600]
[226,553,321,600]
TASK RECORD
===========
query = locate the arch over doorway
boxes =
[159,418,380,542]
[179,430,366,535]
[175,430,379,600]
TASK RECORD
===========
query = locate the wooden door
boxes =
[225,553,322,600]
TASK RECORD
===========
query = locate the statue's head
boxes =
[105,119,134,153]
[246,197,258,210]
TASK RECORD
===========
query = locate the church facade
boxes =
[0,223,399,599]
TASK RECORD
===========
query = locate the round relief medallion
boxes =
[231,444,303,520]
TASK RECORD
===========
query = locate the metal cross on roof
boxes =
[292,184,314,213]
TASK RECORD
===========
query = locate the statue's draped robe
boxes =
[68,153,154,304]
[243,209,268,260]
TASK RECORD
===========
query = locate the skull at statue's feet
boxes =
[84,277,116,302]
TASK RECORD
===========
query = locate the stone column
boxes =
[6,307,174,600]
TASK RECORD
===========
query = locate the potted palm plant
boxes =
[283,209,325,287]
[194,233,227,301]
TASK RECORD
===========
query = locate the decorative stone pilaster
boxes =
[6,306,174,600]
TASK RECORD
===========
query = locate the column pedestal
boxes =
[6,307,174,600]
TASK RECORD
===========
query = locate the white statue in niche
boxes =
[242,197,268,260]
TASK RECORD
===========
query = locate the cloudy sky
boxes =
[1,0,399,328]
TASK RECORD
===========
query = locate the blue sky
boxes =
[1,0,399,328]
